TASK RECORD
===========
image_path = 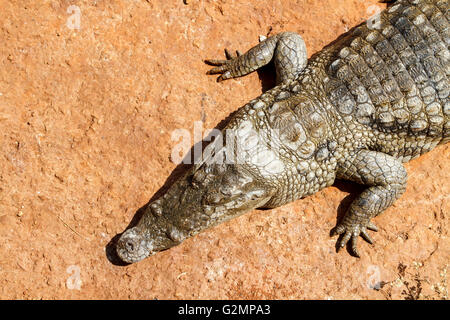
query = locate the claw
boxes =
[340,231,352,248]
[330,224,344,236]
[351,232,361,258]
[204,59,228,66]
[360,228,374,244]
[206,65,228,75]
[224,48,234,60]
[367,222,378,232]
[335,229,362,257]
[217,71,232,82]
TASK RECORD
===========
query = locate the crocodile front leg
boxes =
[332,150,408,257]
[205,31,308,84]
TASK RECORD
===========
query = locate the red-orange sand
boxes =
[0,0,448,299]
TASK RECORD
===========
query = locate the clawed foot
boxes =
[330,220,378,258]
[204,49,242,82]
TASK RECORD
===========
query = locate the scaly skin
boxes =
[116,0,449,263]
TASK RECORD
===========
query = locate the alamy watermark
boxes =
[366,4,383,30]
[66,5,81,30]
[364,265,383,290]
[170,120,298,175]
[66,265,82,290]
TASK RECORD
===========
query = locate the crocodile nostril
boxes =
[125,240,135,252]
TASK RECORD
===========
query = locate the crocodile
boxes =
[116,0,449,263]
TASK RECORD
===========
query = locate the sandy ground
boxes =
[0,0,448,299]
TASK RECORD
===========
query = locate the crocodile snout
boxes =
[116,228,153,263]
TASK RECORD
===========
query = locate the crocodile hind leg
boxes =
[332,150,408,257]
[205,31,307,84]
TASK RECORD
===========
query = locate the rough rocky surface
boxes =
[0,0,448,299]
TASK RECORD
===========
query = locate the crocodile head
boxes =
[116,160,272,263]
[116,95,336,263]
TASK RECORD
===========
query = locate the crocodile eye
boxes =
[193,170,206,183]
[204,192,224,204]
